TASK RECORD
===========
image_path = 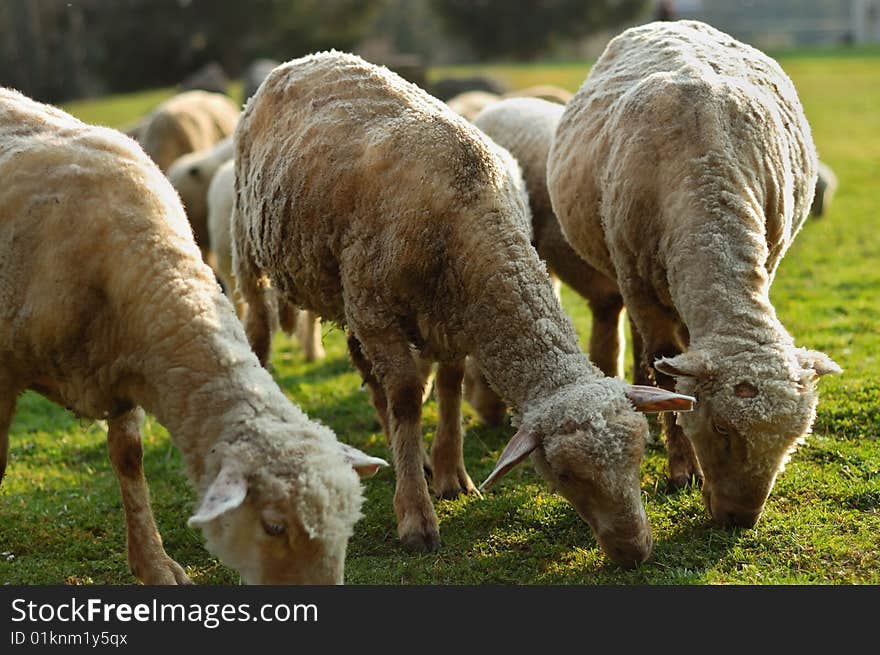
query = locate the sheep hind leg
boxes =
[297,310,325,362]
[107,408,191,585]
[431,359,480,500]
[347,332,431,479]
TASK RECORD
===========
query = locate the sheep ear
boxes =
[479,428,540,492]
[796,349,842,377]
[188,461,248,528]
[653,352,706,379]
[625,385,695,412]
[336,442,389,479]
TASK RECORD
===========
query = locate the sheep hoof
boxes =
[135,557,194,585]
[400,529,441,553]
[434,470,482,500]
[667,472,702,492]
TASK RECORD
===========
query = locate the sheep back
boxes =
[549,20,818,289]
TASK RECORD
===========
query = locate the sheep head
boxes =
[655,345,841,528]
[480,379,693,568]
[188,437,386,584]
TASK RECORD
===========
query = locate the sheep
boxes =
[232,51,693,565]
[431,75,507,101]
[810,160,837,218]
[207,160,325,362]
[140,90,239,172]
[0,87,386,585]
[547,20,841,527]
[466,96,649,426]
[167,136,234,260]
[445,90,501,121]
[502,84,574,105]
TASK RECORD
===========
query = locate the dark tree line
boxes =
[0,0,648,103]
[430,0,648,61]
[0,0,382,102]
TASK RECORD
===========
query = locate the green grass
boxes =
[1,50,878,585]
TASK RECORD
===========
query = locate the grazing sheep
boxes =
[431,75,507,101]
[467,97,648,426]
[446,90,500,121]
[140,90,239,172]
[502,84,574,105]
[233,52,692,565]
[810,160,838,218]
[0,87,385,585]
[207,160,325,362]
[167,136,234,259]
[548,20,841,526]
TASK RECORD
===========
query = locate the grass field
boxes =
[1,49,878,585]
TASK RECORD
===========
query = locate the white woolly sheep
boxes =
[140,90,239,172]
[0,87,385,585]
[233,51,693,565]
[446,90,501,121]
[548,20,841,526]
[207,160,325,362]
[502,85,574,105]
[467,97,649,426]
[810,160,838,218]
[167,136,234,259]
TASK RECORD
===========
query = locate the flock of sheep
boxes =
[0,20,841,584]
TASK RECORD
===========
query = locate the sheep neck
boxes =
[458,217,601,417]
[665,221,794,351]
[125,280,292,484]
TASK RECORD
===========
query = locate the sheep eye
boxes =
[261,519,286,537]
[712,420,729,437]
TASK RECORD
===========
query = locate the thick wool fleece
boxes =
[472,97,631,386]
[548,21,835,494]
[141,90,239,172]
[233,51,612,421]
[0,87,362,559]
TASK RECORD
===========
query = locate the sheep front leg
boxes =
[0,391,17,485]
[628,316,652,386]
[347,333,432,478]
[587,292,626,378]
[651,349,703,490]
[431,359,479,499]
[463,358,507,426]
[347,332,390,437]
[107,408,192,584]
[620,282,701,490]
[356,331,439,552]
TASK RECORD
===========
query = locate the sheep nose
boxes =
[714,508,761,528]
[706,490,762,528]
[600,529,653,569]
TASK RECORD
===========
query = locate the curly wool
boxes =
[0,87,363,578]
